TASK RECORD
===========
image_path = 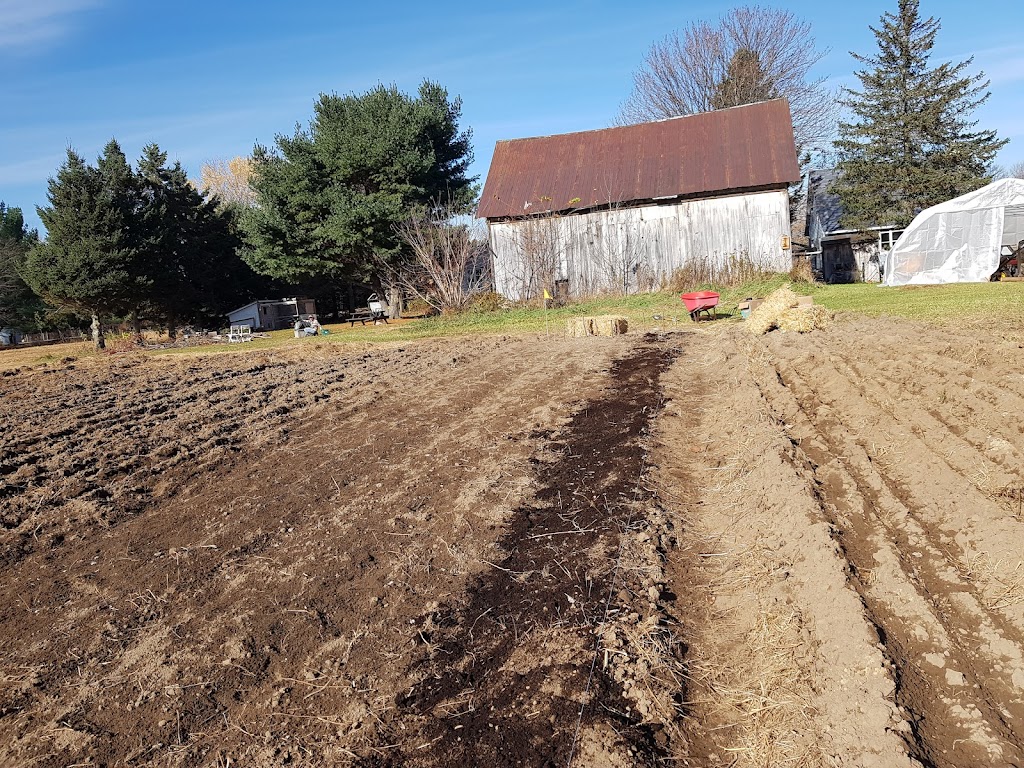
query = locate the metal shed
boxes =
[477,100,802,300]
[227,298,316,331]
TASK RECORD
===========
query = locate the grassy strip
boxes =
[805,281,1024,320]
[4,279,1022,369]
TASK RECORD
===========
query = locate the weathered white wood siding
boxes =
[487,189,792,299]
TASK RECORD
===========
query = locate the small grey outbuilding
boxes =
[226,298,317,331]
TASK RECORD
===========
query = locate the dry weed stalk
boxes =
[667,252,776,294]
[957,550,1024,610]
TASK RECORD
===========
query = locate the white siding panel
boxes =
[489,190,791,300]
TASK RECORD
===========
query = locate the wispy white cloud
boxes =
[0,0,101,52]
[940,43,1024,85]
[0,152,68,186]
[982,57,1024,86]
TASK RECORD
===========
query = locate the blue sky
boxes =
[2,0,1022,233]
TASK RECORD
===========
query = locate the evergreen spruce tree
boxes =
[832,0,1007,229]
[0,202,45,331]
[711,49,778,110]
[137,144,200,336]
[21,141,147,349]
[136,144,253,335]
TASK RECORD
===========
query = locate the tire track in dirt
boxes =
[759,365,1017,765]
[392,338,682,767]
[758,320,1024,767]
[655,328,915,768]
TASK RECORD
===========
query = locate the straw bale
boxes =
[777,304,832,333]
[565,315,628,337]
[566,317,594,337]
[592,315,629,336]
[746,285,799,335]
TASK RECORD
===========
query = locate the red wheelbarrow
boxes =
[680,291,720,321]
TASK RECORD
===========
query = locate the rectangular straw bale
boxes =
[592,315,629,336]
[565,315,628,337]
[566,317,595,337]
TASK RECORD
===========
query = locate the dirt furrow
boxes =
[656,328,915,768]
[758,322,1024,767]
[775,347,1024,619]
[761,355,1024,765]
[836,348,1024,504]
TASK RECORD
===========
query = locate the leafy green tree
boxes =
[21,141,147,349]
[832,0,1007,229]
[242,80,476,315]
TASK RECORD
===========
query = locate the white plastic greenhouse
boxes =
[884,178,1024,286]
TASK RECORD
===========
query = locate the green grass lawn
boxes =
[129,278,1024,357]
[5,278,1021,370]
[803,280,1024,321]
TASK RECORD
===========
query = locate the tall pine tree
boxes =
[137,144,257,335]
[0,203,44,331]
[832,0,1007,229]
[21,142,147,349]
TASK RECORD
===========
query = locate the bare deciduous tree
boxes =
[197,156,257,207]
[385,208,490,313]
[619,6,835,154]
[1008,160,1024,180]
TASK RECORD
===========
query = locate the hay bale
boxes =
[777,304,832,333]
[592,315,629,336]
[566,317,594,337]
[565,315,628,337]
[746,285,800,335]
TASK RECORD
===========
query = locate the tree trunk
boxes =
[91,313,105,351]
[387,284,402,319]
[371,274,401,319]
[129,310,143,345]
[167,312,177,340]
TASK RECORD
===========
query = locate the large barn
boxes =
[477,99,802,300]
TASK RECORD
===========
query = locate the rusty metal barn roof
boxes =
[476,99,800,220]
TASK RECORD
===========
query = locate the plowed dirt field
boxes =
[2,316,1024,767]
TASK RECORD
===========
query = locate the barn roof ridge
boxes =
[493,98,790,145]
[477,99,801,220]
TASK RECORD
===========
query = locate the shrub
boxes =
[788,257,815,283]
[668,252,776,293]
[466,290,508,313]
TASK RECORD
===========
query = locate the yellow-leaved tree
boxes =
[197,156,257,207]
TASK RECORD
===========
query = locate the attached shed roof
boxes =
[806,168,898,238]
[806,169,843,235]
[476,99,800,220]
